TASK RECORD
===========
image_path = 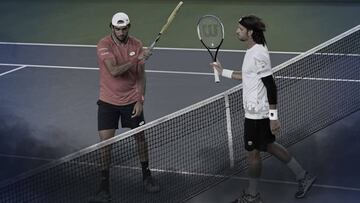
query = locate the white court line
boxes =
[0,41,96,48]
[0,65,27,77]
[0,41,302,55]
[0,63,97,70]
[229,176,360,192]
[147,69,212,75]
[0,63,212,76]
[1,152,359,193]
[0,153,53,162]
[1,63,358,82]
[96,165,360,192]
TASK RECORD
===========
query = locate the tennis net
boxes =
[0,25,359,202]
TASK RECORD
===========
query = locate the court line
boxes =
[0,153,53,162]
[146,70,212,75]
[1,63,359,82]
[229,176,360,192]
[1,153,359,193]
[0,63,97,71]
[0,41,301,55]
[0,65,27,77]
[0,63,213,76]
[146,168,360,192]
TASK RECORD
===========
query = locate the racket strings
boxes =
[197,17,224,49]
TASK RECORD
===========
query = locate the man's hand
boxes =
[132,101,143,118]
[138,47,152,61]
[270,119,281,135]
[210,61,223,75]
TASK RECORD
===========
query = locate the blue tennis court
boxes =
[0,25,359,202]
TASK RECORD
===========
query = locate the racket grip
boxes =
[213,68,220,83]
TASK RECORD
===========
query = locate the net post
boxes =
[224,93,234,168]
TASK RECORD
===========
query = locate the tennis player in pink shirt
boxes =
[92,12,159,202]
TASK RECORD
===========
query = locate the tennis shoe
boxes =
[89,189,111,203]
[143,175,160,193]
[231,191,263,203]
[295,172,317,198]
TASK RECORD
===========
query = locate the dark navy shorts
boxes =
[97,100,145,131]
[244,118,275,152]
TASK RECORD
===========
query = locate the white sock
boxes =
[287,157,306,180]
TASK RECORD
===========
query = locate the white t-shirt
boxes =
[242,44,273,119]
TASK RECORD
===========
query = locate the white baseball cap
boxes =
[111,12,130,27]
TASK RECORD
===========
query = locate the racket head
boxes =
[196,15,225,50]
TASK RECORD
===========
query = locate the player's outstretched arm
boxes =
[210,61,242,80]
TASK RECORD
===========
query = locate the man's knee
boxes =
[99,129,116,141]
[247,151,261,166]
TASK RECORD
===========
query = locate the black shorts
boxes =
[244,118,275,152]
[97,100,145,131]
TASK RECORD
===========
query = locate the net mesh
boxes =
[1,25,359,202]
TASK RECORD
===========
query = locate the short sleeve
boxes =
[97,40,115,62]
[254,50,272,78]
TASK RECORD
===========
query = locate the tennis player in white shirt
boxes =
[210,15,316,203]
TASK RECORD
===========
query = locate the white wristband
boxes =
[269,109,278,120]
[222,69,233,78]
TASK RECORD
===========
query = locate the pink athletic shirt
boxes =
[97,35,144,106]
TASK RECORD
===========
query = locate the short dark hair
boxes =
[239,15,267,46]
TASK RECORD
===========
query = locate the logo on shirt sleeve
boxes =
[255,58,266,68]
[98,48,109,56]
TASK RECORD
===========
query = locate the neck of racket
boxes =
[148,1,183,52]
[149,35,161,51]
[214,39,224,62]
[198,35,223,83]
[202,42,220,83]
[213,43,222,83]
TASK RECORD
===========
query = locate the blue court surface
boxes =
[0,35,359,203]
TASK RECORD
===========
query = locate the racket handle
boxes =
[213,68,220,83]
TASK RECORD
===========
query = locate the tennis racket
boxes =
[197,15,224,83]
[148,1,183,52]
